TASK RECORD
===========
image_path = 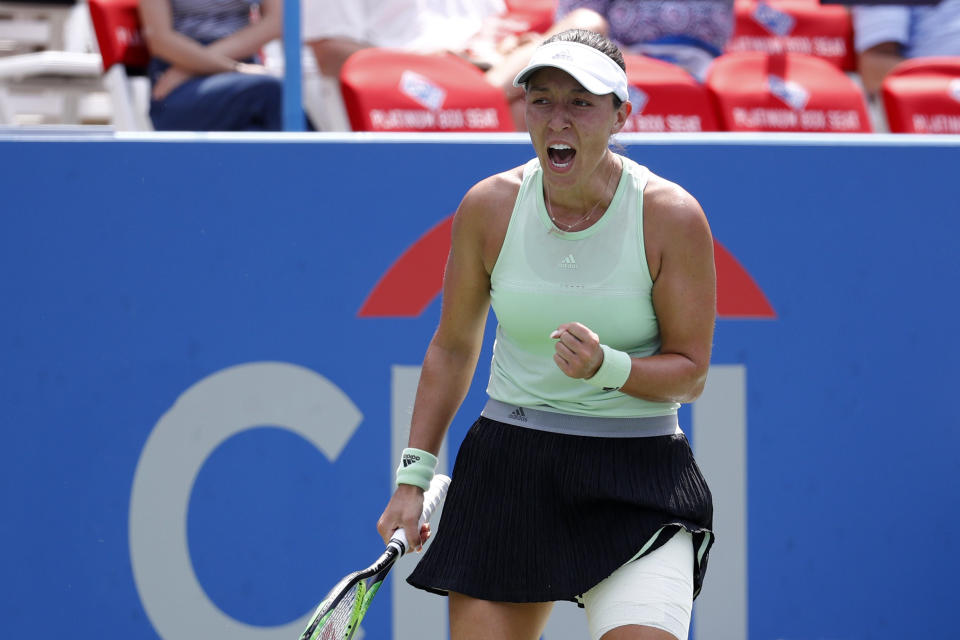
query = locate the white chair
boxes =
[0,0,150,128]
[0,0,104,124]
[0,0,75,54]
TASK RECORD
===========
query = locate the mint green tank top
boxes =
[486,155,680,418]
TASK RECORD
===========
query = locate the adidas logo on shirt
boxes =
[508,407,527,422]
[559,254,578,270]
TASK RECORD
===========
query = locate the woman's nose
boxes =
[547,104,571,131]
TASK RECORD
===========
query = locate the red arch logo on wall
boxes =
[358,215,775,318]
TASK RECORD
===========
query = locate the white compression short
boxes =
[580,529,694,640]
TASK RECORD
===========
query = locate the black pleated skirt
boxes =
[407,416,714,603]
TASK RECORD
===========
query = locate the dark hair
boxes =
[540,29,626,108]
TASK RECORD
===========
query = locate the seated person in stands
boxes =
[303,0,554,130]
[139,0,285,131]
[485,0,734,128]
[304,0,733,131]
[548,0,734,82]
[304,0,508,80]
[853,0,960,97]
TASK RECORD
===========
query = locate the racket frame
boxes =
[298,474,450,640]
[299,540,403,640]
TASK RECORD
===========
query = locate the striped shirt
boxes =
[170,0,257,43]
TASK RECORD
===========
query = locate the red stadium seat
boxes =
[88,0,150,72]
[727,0,855,71]
[88,0,152,130]
[706,51,872,132]
[621,54,719,132]
[881,57,960,134]
[339,49,514,132]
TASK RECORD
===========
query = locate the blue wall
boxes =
[1,133,958,640]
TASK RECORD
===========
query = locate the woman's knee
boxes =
[599,624,679,640]
[233,74,282,104]
[223,74,283,129]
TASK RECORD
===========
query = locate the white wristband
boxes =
[395,448,437,490]
[585,344,632,391]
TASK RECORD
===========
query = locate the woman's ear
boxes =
[611,99,633,134]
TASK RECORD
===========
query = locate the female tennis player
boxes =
[377,29,716,640]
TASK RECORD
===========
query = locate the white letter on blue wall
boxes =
[129,362,362,640]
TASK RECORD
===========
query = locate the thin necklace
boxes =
[545,160,617,233]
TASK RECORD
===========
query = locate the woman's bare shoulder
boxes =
[455,165,526,271]
[641,171,714,279]
[460,165,525,216]
[643,172,706,223]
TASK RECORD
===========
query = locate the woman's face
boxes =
[524,66,630,190]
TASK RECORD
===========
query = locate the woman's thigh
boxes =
[449,592,554,640]
[582,530,694,640]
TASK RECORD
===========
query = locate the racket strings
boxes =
[315,581,365,640]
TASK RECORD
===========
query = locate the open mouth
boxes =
[547,144,576,169]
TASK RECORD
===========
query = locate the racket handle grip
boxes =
[390,474,451,555]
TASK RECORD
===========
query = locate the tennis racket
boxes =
[298,473,451,640]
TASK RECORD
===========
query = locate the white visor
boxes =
[513,40,629,102]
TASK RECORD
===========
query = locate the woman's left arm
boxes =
[622,185,716,403]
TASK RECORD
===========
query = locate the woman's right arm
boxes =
[405,196,494,454]
[375,174,515,549]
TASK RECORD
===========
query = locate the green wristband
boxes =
[395,447,437,490]
[585,344,632,391]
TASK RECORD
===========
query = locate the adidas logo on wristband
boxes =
[397,448,438,490]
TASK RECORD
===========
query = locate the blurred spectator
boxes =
[303,0,520,129]
[553,0,735,81]
[139,0,287,130]
[484,0,734,128]
[305,0,732,131]
[304,0,508,78]
[853,0,960,97]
